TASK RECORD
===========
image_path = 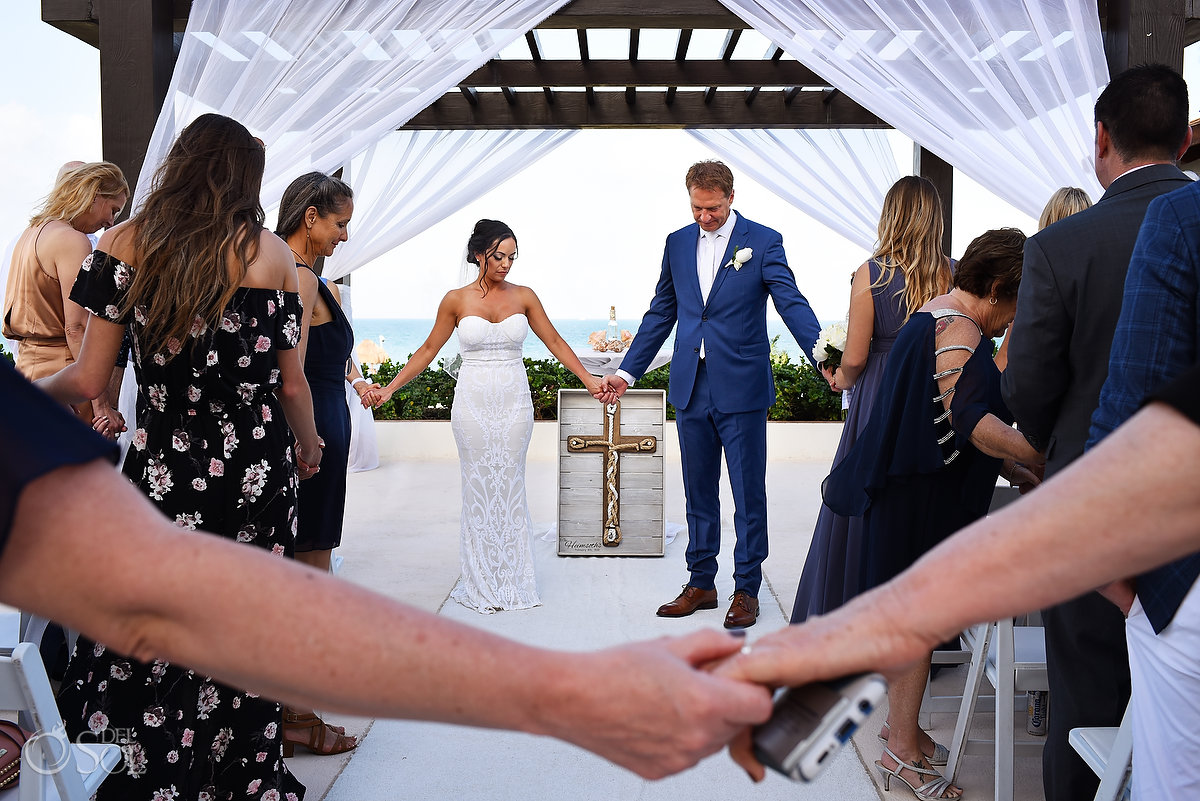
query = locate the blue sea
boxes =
[352,318,823,365]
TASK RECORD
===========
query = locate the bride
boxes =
[372,220,609,612]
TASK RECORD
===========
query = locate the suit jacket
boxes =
[621,212,820,413]
[1001,163,1192,478]
[1086,180,1200,633]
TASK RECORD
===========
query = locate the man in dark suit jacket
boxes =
[1001,64,1193,801]
[604,160,820,629]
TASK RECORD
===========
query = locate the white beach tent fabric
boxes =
[321,128,576,281]
[716,0,1108,217]
[688,128,900,252]
[133,0,572,209]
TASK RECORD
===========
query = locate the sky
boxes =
[6,0,1199,326]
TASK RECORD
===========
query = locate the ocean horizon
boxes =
[350,317,834,366]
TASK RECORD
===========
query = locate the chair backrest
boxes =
[0,643,93,800]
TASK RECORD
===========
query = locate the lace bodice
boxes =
[457,313,528,362]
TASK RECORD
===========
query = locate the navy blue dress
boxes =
[822,309,1008,594]
[295,271,354,553]
[791,259,908,622]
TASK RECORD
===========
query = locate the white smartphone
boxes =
[751,673,888,782]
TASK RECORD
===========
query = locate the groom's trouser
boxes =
[674,359,769,596]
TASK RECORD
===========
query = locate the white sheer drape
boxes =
[322,129,576,280]
[717,0,1107,217]
[689,129,899,251]
[135,0,571,208]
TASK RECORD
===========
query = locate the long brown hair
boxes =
[871,176,951,322]
[121,114,266,358]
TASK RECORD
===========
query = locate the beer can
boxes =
[1026,690,1049,736]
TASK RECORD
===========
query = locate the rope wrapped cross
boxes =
[566,400,657,547]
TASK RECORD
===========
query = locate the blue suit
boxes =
[621,212,820,594]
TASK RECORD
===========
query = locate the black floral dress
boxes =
[57,251,306,801]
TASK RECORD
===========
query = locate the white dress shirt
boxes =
[617,212,738,387]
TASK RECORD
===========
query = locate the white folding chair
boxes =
[945,617,1049,801]
[0,642,120,801]
[1069,701,1133,801]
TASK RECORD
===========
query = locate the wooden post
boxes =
[915,145,954,257]
[1104,0,1186,74]
[96,0,174,205]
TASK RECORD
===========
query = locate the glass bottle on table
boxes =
[606,306,620,342]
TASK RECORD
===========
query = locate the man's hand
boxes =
[601,374,629,399]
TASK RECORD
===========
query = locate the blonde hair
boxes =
[1038,187,1092,230]
[872,176,951,322]
[30,162,128,228]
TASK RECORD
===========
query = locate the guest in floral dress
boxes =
[42,113,322,801]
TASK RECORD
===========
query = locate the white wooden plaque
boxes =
[557,389,666,556]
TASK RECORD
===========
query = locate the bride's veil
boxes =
[440,247,478,381]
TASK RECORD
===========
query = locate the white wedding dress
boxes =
[449,313,541,613]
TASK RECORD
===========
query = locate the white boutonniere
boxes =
[725,247,753,271]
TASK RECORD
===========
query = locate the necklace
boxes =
[289,247,312,269]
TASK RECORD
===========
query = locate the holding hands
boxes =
[598,373,628,404]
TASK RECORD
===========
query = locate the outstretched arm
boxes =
[2,454,771,779]
[720,398,1200,779]
[374,292,459,405]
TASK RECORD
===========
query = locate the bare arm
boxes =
[294,264,319,366]
[36,314,125,403]
[45,223,93,364]
[0,457,771,779]
[934,317,1043,464]
[721,401,1200,778]
[374,292,459,404]
[326,282,380,406]
[273,261,321,470]
[832,264,874,389]
[523,286,604,397]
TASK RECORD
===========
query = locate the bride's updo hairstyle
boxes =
[466,218,517,296]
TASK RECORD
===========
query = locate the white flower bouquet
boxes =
[812,321,848,371]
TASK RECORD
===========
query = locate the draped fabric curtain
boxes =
[689,129,900,251]
[321,129,576,280]
[715,0,1108,217]
[135,0,571,208]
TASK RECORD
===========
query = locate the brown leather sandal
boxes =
[282,709,357,757]
[284,708,346,735]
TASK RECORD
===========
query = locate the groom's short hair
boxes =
[685,160,734,197]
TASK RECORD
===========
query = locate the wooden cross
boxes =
[566,400,657,547]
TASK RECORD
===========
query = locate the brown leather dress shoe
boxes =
[656,585,719,617]
[724,591,759,629]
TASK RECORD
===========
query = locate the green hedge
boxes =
[0,343,12,366]
[365,337,841,422]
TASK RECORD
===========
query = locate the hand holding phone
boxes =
[751,673,888,782]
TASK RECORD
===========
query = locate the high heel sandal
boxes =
[282,710,358,757]
[874,744,962,800]
[878,722,950,765]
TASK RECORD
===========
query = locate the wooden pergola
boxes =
[40,0,1198,253]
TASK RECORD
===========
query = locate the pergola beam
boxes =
[541,0,744,29]
[402,90,886,130]
[456,63,830,99]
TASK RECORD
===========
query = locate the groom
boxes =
[603,160,820,628]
